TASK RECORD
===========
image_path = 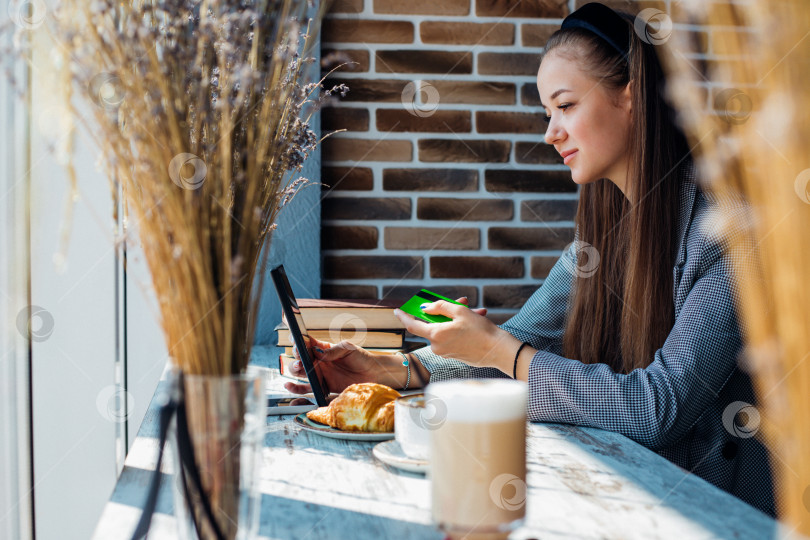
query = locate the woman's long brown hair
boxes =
[546,17,690,374]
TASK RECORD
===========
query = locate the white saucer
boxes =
[373,440,429,474]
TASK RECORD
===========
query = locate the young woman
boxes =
[286,2,774,517]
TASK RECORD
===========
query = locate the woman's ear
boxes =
[620,81,633,113]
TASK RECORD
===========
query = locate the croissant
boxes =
[306,383,401,432]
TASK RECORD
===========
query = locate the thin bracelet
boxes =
[513,342,530,379]
[397,352,411,390]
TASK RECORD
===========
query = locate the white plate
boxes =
[372,440,429,474]
[293,413,395,441]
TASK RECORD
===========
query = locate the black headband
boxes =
[561,2,631,60]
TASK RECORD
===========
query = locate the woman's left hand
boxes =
[393,300,519,371]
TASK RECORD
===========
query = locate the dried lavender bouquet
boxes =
[49,0,331,376]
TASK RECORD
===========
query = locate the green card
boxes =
[399,289,465,323]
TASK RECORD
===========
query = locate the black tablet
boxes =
[270,265,330,407]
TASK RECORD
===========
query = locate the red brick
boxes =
[671,1,734,24]
[666,56,710,89]
[485,169,576,193]
[423,81,516,105]
[488,227,573,250]
[476,0,568,18]
[668,1,691,24]
[384,227,480,250]
[324,256,423,279]
[421,22,514,46]
[377,110,471,133]
[521,199,578,222]
[478,52,540,76]
[322,285,379,299]
[329,0,363,12]
[383,168,478,192]
[323,20,414,44]
[418,139,511,163]
[323,138,412,162]
[322,107,369,132]
[417,198,513,221]
[321,49,370,73]
[522,24,559,47]
[322,167,374,191]
[476,111,545,134]
[322,226,379,250]
[684,29,712,55]
[323,79,410,103]
[430,256,524,278]
[515,142,563,164]
[531,256,560,279]
[376,50,472,74]
[483,284,540,309]
[710,29,754,56]
[521,83,542,107]
[383,285,479,306]
[374,0,469,15]
[577,0,665,14]
[707,61,749,85]
[323,197,410,220]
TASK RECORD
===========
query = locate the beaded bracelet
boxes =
[397,352,411,390]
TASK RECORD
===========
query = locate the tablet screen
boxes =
[270,265,330,407]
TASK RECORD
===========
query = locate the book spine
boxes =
[281,308,404,330]
[276,328,405,348]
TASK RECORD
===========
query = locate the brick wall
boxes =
[319,0,715,323]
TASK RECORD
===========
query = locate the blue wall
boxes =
[253,23,323,346]
[253,139,322,345]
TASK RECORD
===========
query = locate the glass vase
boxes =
[168,368,265,540]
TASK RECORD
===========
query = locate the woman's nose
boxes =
[544,116,565,144]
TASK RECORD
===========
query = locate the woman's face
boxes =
[537,50,633,195]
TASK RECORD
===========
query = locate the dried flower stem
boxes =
[44,0,331,376]
[663,1,810,530]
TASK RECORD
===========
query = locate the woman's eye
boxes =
[543,103,572,122]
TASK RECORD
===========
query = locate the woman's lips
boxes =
[563,150,578,165]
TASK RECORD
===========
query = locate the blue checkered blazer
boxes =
[413,173,776,517]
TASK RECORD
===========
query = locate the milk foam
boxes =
[425,379,527,423]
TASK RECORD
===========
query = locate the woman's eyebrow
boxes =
[539,88,571,109]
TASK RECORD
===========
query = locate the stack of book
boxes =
[275,298,424,381]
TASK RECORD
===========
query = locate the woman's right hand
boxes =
[284,337,387,395]
[284,296,479,396]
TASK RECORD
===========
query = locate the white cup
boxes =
[394,394,432,460]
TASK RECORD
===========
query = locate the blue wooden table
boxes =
[93,346,796,540]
